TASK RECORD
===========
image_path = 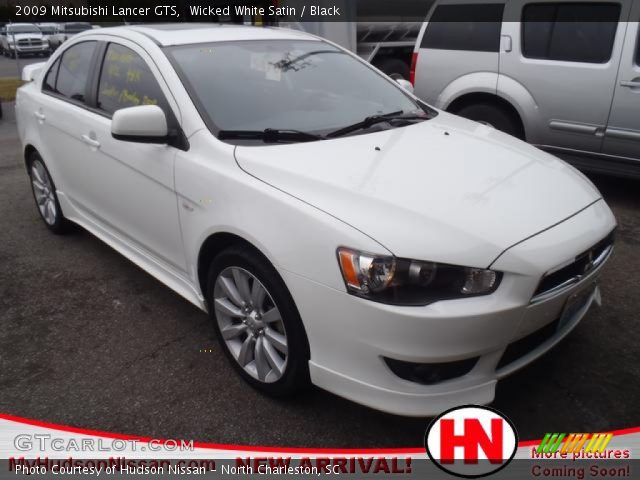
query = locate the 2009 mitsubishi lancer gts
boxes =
[15,24,615,416]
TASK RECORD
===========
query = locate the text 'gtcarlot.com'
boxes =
[14,434,194,452]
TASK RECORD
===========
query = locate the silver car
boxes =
[412,0,640,177]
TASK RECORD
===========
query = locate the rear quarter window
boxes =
[420,3,505,52]
[42,58,60,93]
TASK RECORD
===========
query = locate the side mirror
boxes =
[22,62,46,82]
[111,105,168,144]
[396,78,414,94]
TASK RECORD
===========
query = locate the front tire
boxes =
[207,246,310,396]
[455,103,524,140]
[28,152,72,234]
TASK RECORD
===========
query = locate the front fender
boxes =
[176,131,389,298]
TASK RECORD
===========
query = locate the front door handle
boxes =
[34,111,46,122]
[81,134,101,149]
[500,35,512,52]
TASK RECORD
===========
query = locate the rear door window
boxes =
[54,41,98,103]
[421,3,505,52]
[522,3,621,63]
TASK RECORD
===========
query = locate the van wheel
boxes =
[455,103,524,140]
[375,58,410,80]
[207,246,310,397]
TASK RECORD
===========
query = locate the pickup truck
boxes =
[1,23,49,58]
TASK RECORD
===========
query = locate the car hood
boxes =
[8,33,44,40]
[234,112,601,268]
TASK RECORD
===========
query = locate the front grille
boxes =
[532,231,614,300]
[497,318,560,370]
[17,39,42,46]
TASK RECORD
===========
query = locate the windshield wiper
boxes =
[326,111,428,139]
[218,128,325,143]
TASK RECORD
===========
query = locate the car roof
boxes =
[102,23,318,47]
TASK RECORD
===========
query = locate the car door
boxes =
[499,0,630,153]
[38,40,101,203]
[73,39,187,273]
[602,1,640,161]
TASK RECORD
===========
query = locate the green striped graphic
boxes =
[537,433,567,453]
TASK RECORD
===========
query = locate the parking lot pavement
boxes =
[0,55,47,80]
[0,102,638,448]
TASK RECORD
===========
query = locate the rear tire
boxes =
[207,246,310,397]
[455,103,524,140]
[27,151,72,234]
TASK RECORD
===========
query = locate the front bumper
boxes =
[9,44,48,54]
[281,200,616,416]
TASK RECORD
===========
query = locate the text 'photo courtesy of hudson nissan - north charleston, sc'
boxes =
[15,23,616,417]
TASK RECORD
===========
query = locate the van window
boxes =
[421,4,504,52]
[522,3,621,63]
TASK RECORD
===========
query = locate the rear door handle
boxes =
[620,80,640,89]
[81,134,101,149]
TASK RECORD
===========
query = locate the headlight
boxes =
[337,247,501,306]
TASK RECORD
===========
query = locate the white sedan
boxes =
[15,24,615,416]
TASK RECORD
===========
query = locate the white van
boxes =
[412,0,640,177]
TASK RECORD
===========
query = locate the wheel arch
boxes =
[446,92,527,141]
[24,144,38,168]
[198,231,311,360]
[197,231,278,307]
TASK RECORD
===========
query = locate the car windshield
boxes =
[39,27,55,34]
[167,39,432,141]
[7,25,40,34]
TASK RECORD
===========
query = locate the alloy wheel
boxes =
[31,160,57,226]
[213,267,289,383]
